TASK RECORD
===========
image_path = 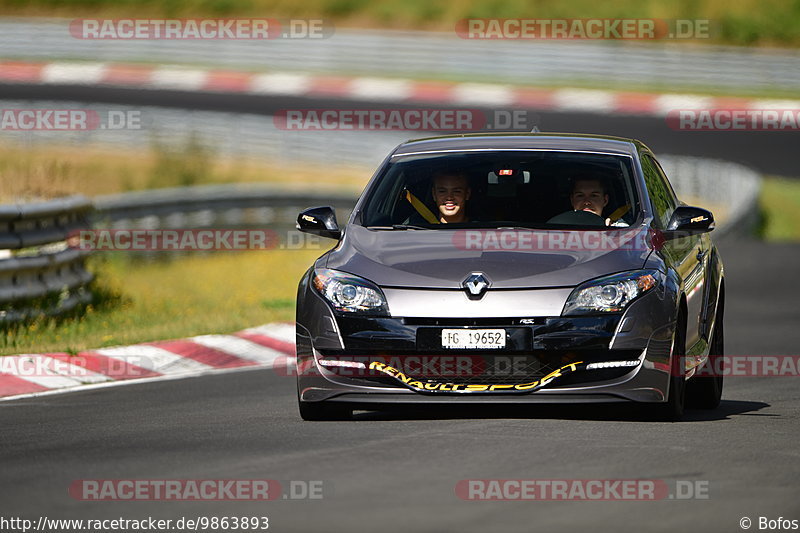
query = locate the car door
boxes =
[641,152,707,351]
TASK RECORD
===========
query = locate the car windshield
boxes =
[359,151,640,229]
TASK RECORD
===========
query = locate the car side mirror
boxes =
[297,206,342,240]
[665,206,715,238]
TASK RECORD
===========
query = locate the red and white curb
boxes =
[1,60,797,117]
[0,323,296,401]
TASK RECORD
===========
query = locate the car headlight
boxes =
[562,269,660,316]
[312,268,389,315]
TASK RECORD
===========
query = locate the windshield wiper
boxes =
[482,224,542,230]
[367,224,433,230]
[393,224,433,230]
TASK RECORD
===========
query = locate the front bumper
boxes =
[296,284,677,406]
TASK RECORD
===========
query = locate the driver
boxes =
[431,171,471,223]
[569,177,628,227]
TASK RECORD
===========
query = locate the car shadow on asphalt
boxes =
[351,399,770,423]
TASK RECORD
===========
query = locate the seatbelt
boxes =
[405,189,440,224]
[607,204,631,223]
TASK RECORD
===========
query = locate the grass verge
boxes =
[0,144,370,202]
[759,176,800,241]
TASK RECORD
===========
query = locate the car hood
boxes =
[324,225,653,289]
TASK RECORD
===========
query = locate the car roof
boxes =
[391,133,645,158]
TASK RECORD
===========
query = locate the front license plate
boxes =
[441,329,506,349]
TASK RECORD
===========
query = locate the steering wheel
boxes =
[546,210,607,226]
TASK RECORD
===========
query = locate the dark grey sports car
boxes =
[295,133,724,421]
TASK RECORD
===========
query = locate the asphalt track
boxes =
[1,83,798,177]
[1,238,799,533]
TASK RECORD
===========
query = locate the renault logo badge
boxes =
[462,272,490,299]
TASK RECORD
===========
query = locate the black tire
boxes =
[298,401,352,421]
[653,313,687,421]
[687,299,724,409]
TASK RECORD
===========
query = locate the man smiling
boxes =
[432,171,471,223]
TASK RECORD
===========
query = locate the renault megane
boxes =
[294,133,724,421]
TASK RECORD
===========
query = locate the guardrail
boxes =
[0,195,94,323]
[1,19,799,92]
[94,184,356,233]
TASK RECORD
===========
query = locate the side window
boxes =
[641,153,677,228]
[651,156,680,206]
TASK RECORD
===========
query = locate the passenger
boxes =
[431,171,471,223]
[569,177,629,227]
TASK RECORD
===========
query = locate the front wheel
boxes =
[687,298,724,409]
[653,313,687,421]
